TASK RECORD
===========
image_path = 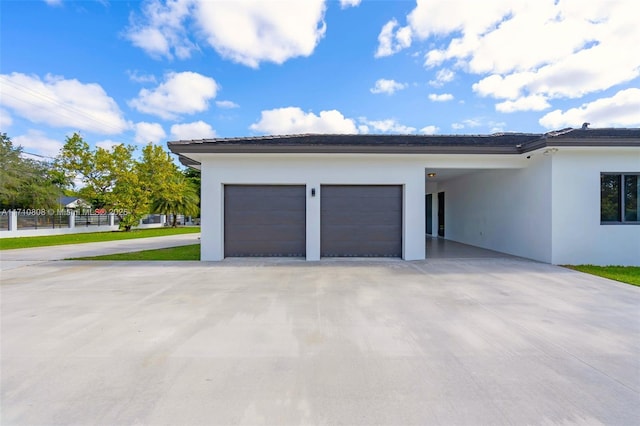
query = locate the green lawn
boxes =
[71,243,200,261]
[0,227,200,250]
[565,265,640,287]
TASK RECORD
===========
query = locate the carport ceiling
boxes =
[425,168,480,182]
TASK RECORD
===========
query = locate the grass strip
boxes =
[564,265,640,287]
[0,227,200,250]
[70,243,200,261]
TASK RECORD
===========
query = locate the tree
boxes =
[137,143,178,196]
[56,135,199,231]
[0,133,63,210]
[57,133,149,231]
[183,167,201,218]
[56,133,118,208]
[138,143,200,226]
[151,171,199,227]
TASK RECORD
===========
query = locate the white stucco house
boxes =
[168,127,640,266]
[57,196,91,210]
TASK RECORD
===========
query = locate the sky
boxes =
[1,0,639,160]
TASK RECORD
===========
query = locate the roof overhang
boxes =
[168,129,640,167]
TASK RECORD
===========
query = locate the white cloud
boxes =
[13,130,63,158]
[128,71,218,119]
[496,95,550,113]
[420,125,439,134]
[429,68,455,87]
[472,73,536,100]
[0,73,128,135]
[170,121,216,140]
[539,88,640,129]
[428,93,454,102]
[375,19,412,58]
[197,0,327,68]
[95,140,124,151]
[378,0,640,113]
[126,70,157,84]
[251,107,421,135]
[370,79,407,95]
[125,0,196,60]
[134,122,166,144]
[340,0,361,9]
[43,0,62,6]
[0,108,12,129]
[127,0,327,68]
[250,107,357,134]
[216,100,239,109]
[359,118,416,134]
[340,0,362,9]
[490,123,506,133]
[128,27,173,59]
[451,118,482,130]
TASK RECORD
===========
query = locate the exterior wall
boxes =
[196,148,638,265]
[551,148,640,266]
[434,153,553,263]
[198,154,426,261]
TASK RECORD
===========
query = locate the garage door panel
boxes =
[321,197,401,211]
[225,195,303,211]
[322,225,400,239]
[225,240,305,257]
[225,224,305,240]
[325,185,399,198]
[224,185,305,257]
[322,241,402,257]
[226,197,303,211]
[322,211,402,225]
[225,210,305,225]
[321,185,402,257]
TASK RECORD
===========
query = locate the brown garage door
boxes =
[321,185,402,257]
[224,185,306,257]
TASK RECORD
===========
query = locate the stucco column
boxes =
[8,210,17,231]
[403,171,427,261]
[69,210,75,229]
[200,164,223,261]
[306,183,321,261]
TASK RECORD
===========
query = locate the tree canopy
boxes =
[139,143,200,226]
[0,133,63,210]
[55,133,199,231]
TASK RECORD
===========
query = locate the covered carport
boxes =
[422,151,549,262]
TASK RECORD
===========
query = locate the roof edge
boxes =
[168,129,640,157]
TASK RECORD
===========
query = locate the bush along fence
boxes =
[0,210,170,238]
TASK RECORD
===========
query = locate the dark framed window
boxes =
[601,173,639,223]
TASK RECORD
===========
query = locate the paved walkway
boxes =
[0,233,200,271]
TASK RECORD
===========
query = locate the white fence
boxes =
[0,211,168,238]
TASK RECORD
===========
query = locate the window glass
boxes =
[624,175,639,222]
[601,174,621,222]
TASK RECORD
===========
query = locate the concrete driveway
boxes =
[1,257,639,425]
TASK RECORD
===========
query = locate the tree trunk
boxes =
[172,212,178,228]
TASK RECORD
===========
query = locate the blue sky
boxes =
[1,0,639,159]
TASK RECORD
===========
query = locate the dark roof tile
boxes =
[168,128,639,158]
